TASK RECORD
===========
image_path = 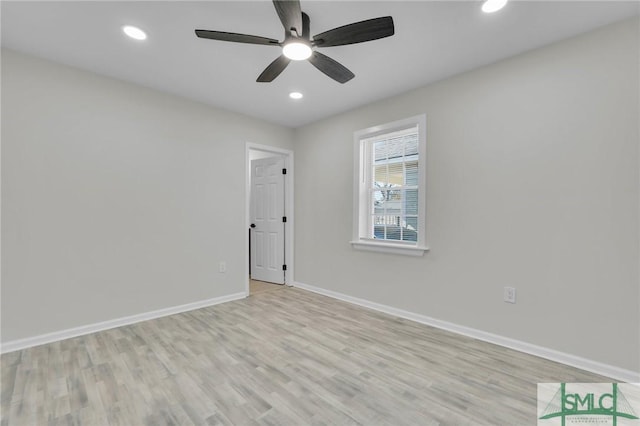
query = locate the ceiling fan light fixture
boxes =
[194,2,395,83]
[122,25,147,40]
[482,0,508,13]
[282,41,312,61]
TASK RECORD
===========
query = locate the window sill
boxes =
[350,240,429,256]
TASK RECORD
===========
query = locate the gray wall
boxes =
[1,49,294,342]
[294,19,639,372]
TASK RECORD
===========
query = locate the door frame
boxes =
[245,143,294,296]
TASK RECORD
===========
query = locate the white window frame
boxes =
[351,114,428,256]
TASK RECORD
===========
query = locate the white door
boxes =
[250,156,285,284]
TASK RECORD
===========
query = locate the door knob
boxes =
[250,224,256,228]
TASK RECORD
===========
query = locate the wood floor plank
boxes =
[2,285,615,425]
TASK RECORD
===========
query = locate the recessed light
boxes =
[289,92,303,100]
[482,0,508,13]
[122,25,147,41]
[282,41,312,61]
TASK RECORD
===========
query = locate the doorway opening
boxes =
[245,144,294,296]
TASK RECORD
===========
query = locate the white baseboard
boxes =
[1,292,247,354]
[293,281,640,383]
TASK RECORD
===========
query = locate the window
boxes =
[352,115,428,256]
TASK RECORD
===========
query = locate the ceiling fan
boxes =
[195,0,394,84]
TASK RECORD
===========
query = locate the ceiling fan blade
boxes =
[308,51,354,84]
[195,30,280,46]
[273,0,303,37]
[312,16,394,47]
[301,12,310,40]
[257,55,291,82]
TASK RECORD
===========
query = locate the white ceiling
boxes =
[2,1,638,128]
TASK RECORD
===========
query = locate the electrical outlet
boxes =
[504,287,516,304]
[219,261,226,273]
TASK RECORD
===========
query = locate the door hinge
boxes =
[282,264,287,271]
[282,168,287,175]
[282,216,287,223]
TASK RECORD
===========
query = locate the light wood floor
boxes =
[2,285,611,425]
[249,280,283,295]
